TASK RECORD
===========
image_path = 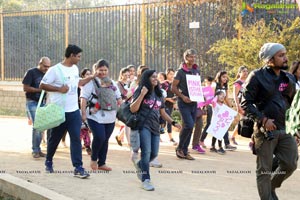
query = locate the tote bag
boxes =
[33,90,65,131]
[33,66,66,132]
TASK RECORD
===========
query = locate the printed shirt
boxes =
[133,92,165,135]
[41,63,79,112]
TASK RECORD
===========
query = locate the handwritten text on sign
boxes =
[186,75,204,102]
[207,104,237,140]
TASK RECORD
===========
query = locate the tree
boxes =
[207,17,300,77]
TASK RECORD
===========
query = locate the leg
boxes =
[272,132,298,190]
[192,115,203,147]
[97,123,115,166]
[26,100,43,155]
[200,105,212,143]
[66,110,83,168]
[176,102,197,155]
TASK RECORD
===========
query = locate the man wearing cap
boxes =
[241,43,298,200]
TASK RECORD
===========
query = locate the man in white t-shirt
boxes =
[40,44,94,179]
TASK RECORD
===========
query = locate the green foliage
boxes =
[171,109,182,125]
[207,17,300,76]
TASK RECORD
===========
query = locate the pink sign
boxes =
[198,86,215,107]
[186,75,204,102]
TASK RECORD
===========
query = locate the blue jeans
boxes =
[26,100,43,153]
[46,110,83,168]
[87,119,115,166]
[137,127,160,181]
[176,101,197,155]
[165,106,173,133]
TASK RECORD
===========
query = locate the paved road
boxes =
[0,116,299,200]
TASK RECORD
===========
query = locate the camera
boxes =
[264,131,274,141]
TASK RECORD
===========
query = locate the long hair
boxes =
[135,69,162,99]
[215,70,228,90]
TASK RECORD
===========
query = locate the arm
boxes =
[233,84,244,114]
[130,86,148,113]
[23,84,42,93]
[40,83,69,94]
[160,108,181,129]
[80,97,88,122]
[171,79,191,103]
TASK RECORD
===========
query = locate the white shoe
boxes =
[150,158,162,168]
[142,179,155,191]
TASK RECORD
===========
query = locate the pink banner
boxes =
[197,86,215,107]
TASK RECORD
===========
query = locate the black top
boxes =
[22,67,44,102]
[174,63,200,103]
[241,66,295,130]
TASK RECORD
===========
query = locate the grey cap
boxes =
[259,43,286,62]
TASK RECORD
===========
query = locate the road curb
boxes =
[0,173,73,200]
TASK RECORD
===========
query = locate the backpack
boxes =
[92,79,118,111]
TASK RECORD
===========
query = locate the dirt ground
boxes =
[0,116,299,200]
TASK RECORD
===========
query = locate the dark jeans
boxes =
[137,127,160,181]
[176,100,197,155]
[165,106,173,133]
[88,119,115,166]
[256,130,298,200]
[46,109,83,167]
[200,105,212,142]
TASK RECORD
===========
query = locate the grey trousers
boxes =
[255,130,298,200]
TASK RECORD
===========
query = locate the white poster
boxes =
[207,104,237,140]
[186,74,204,102]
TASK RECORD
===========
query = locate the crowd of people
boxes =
[22,43,299,197]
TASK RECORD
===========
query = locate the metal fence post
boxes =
[141,3,146,65]
[0,9,4,81]
[65,3,69,47]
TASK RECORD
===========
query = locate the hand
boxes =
[141,86,148,96]
[59,85,69,93]
[174,123,182,130]
[264,118,277,131]
[182,95,192,103]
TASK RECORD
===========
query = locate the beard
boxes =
[273,64,288,70]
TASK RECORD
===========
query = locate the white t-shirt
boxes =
[80,77,121,124]
[41,63,80,112]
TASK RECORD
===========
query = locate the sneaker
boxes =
[217,147,226,155]
[142,179,155,191]
[39,151,46,157]
[210,147,218,153]
[32,152,40,158]
[231,137,238,145]
[192,145,206,154]
[199,141,207,148]
[170,138,178,146]
[176,150,186,159]
[133,160,142,181]
[74,166,90,179]
[185,153,195,160]
[86,147,92,155]
[159,128,165,134]
[225,144,237,151]
[115,135,122,146]
[150,159,163,168]
[131,151,139,163]
[45,160,54,173]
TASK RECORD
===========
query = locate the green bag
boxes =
[33,90,65,132]
[33,66,66,132]
[286,89,300,136]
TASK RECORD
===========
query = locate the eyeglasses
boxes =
[43,64,50,68]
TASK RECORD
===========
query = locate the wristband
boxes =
[171,121,176,126]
